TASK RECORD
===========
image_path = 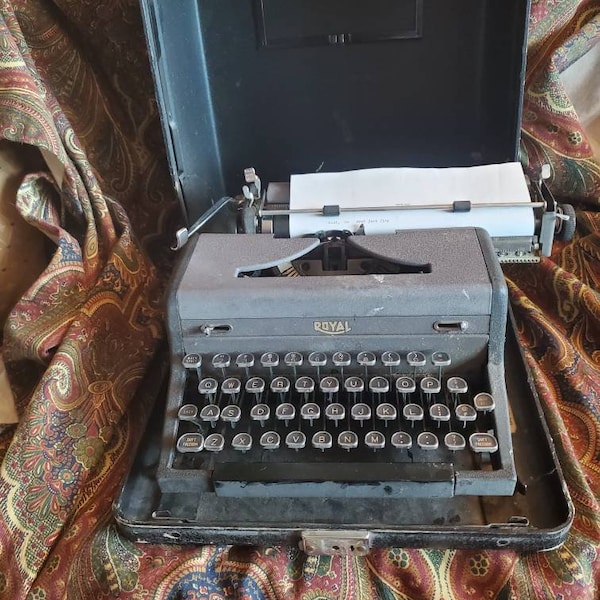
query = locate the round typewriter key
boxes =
[473,392,495,412]
[245,376,265,395]
[344,376,364,394]
[332,351,351,367]
[178,404,199,421]
[369,376,389,394]
[221,404,242,425]
[221,377,241,395]
[365,431,386,450]
[235,353,254,368]
[396,376,416,394]
[204,433,225,452]
[271,376,291,395]
[198,377,218,395]
[200,404,220,424]
[469,432,499,453]
[403,403,424,422]
[431,351,451,367]
[308,351,327,367]
[420,376,441,395]
[285,430,306,450]
[320,376,339,395]
[212,353,231,370]
[445,432,466,451]
[295,376,315,394]
[182,353,202,370]
[284,352,303,367]
[275,402,296,422]
[429,403,451,422]
[381,351,401,368]
[455,403,477,423]
[260,431,281,450]
[391,431,412,449]
[337,430,359,450]
[417,431,439,450]
[406,351,426,367]
[300,402,320,424]
[231,432,253,452]
[260,352,280,368]
[250,403,270,424]
[375,402,397,421]
[447,376,468,395]
[325,402,345,422]
[350,402,371,422]
[357,351,376,367]
[312,431,333,451]
[176,432,204,453]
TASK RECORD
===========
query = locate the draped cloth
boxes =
[0,1,599,597]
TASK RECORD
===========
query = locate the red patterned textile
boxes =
[0,1,599,598]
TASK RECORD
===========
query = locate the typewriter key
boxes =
[455,403,477,425]
[417,431,439,450]
[275,402,295,424]
[231,432,252,452]
[350,403,371,424]
[447,376,468,395]
[285,430,306,450]
[295,376,315,396]
[375,402,397,423]
[250,403,270,425]
[320,376,339,396]
[325,402,345,423]
[300,402,320,424]
[369,376,389,395]
[212,353,231,377]
[221,405,242,426]
[176,432,204,453]
[391,431,412,450]
[221,377,241,396]
[204,433,225,452]
[403,403,424,423]
[284,352,303,377]
[396,376,416,395]
[182,353,202,379]
[469,432,499,453]
[312,431,333,451]
[365,431,386,450]
[245,376,265,399]
[344,376,364,394]
[406,351,426,368]
[445,432,466,451]
[431,351,451,367]
[260,431,280,450]
[473,392,495,412]
[178,404,199,422]
[271,376,291,397]
[420,376,441,396]
[381,351,401,368]
[332,351,351,367]
[337,430,359,451]
[200,404,220,426]
[429,403,451,424]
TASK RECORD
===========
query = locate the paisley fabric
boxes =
[0,0,599,598]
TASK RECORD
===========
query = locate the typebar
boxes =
[213,461,455,498]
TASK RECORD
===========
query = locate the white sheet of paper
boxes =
[288,163,534,238]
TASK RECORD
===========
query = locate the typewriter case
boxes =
[114,0,573,551]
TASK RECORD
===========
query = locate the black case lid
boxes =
[141,0,530,223]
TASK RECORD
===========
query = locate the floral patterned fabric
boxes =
[0,1,599,598]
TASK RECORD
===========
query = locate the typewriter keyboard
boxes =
[168,350,510,498]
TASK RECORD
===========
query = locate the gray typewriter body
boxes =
[159,228,516,498]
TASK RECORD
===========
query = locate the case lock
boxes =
[300,530,371,556]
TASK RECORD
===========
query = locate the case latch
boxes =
[300,530,371,556]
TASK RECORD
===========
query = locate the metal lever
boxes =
[171,196,234,251]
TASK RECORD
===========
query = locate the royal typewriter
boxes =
[115,0,573,553]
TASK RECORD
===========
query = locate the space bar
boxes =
[213,462,455,498]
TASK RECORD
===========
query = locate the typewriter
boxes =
[116,0,574,552]
[162,225,516,498]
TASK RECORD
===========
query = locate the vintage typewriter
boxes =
[162,226,514,498]
[115,0,573,552]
